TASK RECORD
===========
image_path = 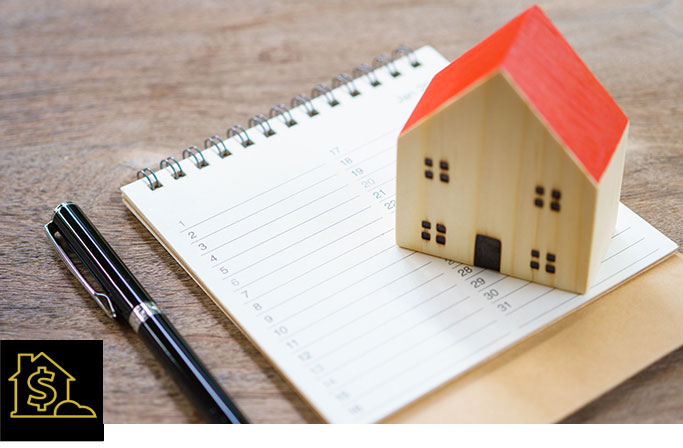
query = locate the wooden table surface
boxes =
[1,0,681,423]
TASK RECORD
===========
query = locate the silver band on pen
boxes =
[128,301,162,333]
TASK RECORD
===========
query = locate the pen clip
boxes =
[45,221,118,319]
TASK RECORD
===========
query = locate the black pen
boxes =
[45,202,248,424]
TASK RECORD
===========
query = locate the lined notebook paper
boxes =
[121,46,677,423]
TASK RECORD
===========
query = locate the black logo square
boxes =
[0,340,103,441]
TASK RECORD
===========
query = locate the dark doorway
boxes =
[474,234,501,271]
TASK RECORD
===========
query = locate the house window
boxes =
[424,157,434,179]
[545,252,557,273]
[439,160,449,183]
[551,189,561,212]
[421,220,431,241]
[534,186,561,210]
[436,223,446,245]
[534,185,544,208]
[422,220,446,245]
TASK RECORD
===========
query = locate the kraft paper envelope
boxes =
[385,252,683,423]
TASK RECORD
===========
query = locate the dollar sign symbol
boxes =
[27,366,57,412]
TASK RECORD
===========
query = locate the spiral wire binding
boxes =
[393,45,420,67]
[204,135,230,158]
[248,114,276,137]
[137,167,161,190]
[183,145,209,168]
[136,46,421,190]
[159,156,185,179]
[352,63,381,87]
[331,73,360,97]
[291,94,318,117]
[227,124,254,147]
[311,84,339,107]
[270,104,297,127]
[373,54,400,78]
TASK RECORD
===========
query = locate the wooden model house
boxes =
[396,6,629,293]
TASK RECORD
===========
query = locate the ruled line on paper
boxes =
[350,319,498,399]
[479,276,507,291]
[506,289,554,316]
[358,161,395,180]
[344,128,400,157]
[207,184,352,258]
[306,291,470,365]
[611,226,631,239]
[293,272,446,351]
[252,244,398,309]
[373,178,396,190]
[346,145,394,170]
[221,195,362,270]
[366,329,512,420]
[274,259,432,335]
[592,248,659,288]
[281,265,441,344]
[491,282,530,304]
[519,294,579,328]
[602,237,645,262]
[315,295,470,378]
[327,307,487,390]
[465,268,486,280]
[226,204,372,280]
[192,173,338,245]
[181,161,328,232]
[244,221,388,293]
[251,236,395,306]
[284,251,418,311]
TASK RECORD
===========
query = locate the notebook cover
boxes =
[385,252,683,423]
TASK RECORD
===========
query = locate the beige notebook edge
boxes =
[123,193,683,423]
[386,252,683,423]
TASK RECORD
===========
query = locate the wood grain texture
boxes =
[0,0,681,423]
[396,70,626,293]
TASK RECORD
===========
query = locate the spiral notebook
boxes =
[121,46,677,423]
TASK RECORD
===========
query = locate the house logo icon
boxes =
[1,340,103,441]
[8,352,96,419]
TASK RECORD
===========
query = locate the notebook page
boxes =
[121,46,677,423]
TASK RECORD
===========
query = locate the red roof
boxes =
[401,5,628,183]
